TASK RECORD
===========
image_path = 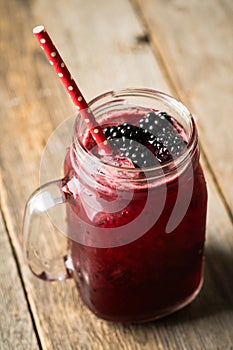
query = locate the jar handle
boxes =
[23,179,74,281]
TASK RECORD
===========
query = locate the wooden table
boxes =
[0,0,232,349]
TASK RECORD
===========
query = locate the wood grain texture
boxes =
[134,0,233,215]
[0,208,39,350]
[0,0,232,349]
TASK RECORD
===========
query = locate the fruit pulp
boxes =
[64,109,207,322]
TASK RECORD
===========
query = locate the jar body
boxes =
[64,90,208,322]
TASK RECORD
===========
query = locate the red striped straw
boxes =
[33,25,111,154]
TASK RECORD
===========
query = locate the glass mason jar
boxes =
[24,89,208,323]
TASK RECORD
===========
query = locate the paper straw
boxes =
[33,25,111,154]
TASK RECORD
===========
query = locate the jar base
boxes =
[89,275,204,324]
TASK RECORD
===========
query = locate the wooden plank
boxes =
[0,0,232,349]
[134,0,233,214]
[0,208,39,350]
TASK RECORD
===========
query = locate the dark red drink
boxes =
[64,90,207,322]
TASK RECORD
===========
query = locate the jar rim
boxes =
[72,88,198,181]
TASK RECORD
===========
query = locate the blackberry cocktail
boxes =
[64,89,207,322]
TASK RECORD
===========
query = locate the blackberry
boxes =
[104,123,156,167]
[139,111,187,160]
[139,111,173,133]
[123,143,156,168]
[103,113,187,168]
